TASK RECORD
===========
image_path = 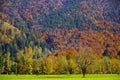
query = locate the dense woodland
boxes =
[0,0,120,76]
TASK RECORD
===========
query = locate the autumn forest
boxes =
[0,0,120,77]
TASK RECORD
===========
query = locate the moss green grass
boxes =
[0,74,119,80]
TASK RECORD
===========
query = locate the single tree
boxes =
[75,47,96,78]
[4,52,11,74]
[0,54,5,74]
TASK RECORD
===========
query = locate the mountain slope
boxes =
[0,0,120,58]
[0,0,120,31]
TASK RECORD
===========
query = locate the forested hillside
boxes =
[0,0,120,75]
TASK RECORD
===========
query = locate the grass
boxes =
[0,74,120,80]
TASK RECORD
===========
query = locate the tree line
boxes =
[0,47,120,77]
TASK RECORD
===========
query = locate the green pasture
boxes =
[0,74,120,80]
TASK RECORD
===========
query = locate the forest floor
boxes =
[0,74,120,80]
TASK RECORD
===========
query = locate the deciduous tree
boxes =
[75,47,96,77]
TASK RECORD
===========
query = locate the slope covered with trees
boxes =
[0,0,120,75]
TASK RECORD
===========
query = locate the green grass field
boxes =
[0,74,120,80]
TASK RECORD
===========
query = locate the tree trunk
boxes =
[82,68,86,78]
[83,73,85,78]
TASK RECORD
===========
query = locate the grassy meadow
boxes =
[0,74,120,80]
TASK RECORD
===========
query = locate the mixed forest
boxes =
[0,0,120,76]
